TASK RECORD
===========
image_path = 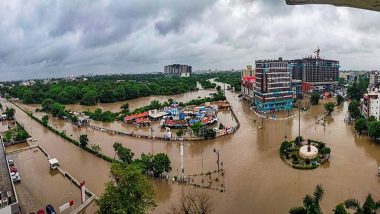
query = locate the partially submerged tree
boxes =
[79,134,89,148]
[113,142,134,164]
[97,162,156,214]
[169,190,214,214]
[289,184,324,214]
[324,102,335,115]
[344,194,380,214]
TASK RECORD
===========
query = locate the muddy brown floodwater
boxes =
[5,87,380,214]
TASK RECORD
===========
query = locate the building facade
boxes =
[254,58,293,112]
[290,57,340,93]
[240,65,255,102]
[370,71,379,86]
[164,64,192,77]
[360,90,380,120]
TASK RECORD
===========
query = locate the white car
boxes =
[8,159,14,166]
[10,172,21,183]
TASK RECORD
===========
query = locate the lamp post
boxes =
[213,148,220,172]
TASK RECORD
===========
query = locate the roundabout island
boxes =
[280,137,331,169]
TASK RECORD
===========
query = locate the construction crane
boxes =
[314,46,320,59]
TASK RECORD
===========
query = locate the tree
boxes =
[4,107,15,120]
[348,100,360,119]
[169,190,214,214]
[151,153,172,177]
[344,194,380,214]
[337,95,344,105]
[81,90,98,106]
[79,134,89,148]
[191,122,202,136]
[289,184,324,214]
[113,142,134,164]
[216,85,222,92]
[368,116,376,122]
[42,115,49,126]
[368,121,380,139]
[203,129,216,140]
[90,144,101,154]
[333,204,348,214]
[176,129,184,138]
[41,98,55,112]
[355,118,367,134]
[120,103,129,113]
[97,162,156,214]
[324,102,335,115]
[310,92,320,105]
[137,153,154,174]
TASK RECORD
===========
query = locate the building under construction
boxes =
[290,48,340,93]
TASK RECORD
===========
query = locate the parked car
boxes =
[10,167,17,173]
[8,159,14,166]
[10,172,20,183]
[45,205,56,214]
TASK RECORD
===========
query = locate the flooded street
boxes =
[5,88,380,213]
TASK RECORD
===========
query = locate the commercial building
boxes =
[254,58,293,112]
[240,65,255,102]
[291,80,302,99]
[290,57,339,93]
[164,64,192,77]
[360,89,380,120]
[241,65,254,78]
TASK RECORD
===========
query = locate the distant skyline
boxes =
[1,0,380,81]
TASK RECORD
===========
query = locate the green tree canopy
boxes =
[324,102,335,115]
[113,142,134,164]
[310,92,320,105]
[336,95,344,105]
[354,118,367,134]
[348,100,360,119]
[151,153,172,177]
[79,134,89,148]
[97,162,156,214]
[289,184,324,214]
[368,121,380,139]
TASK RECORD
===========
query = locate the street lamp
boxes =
[213,148,220,172]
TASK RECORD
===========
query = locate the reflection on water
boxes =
[5,89,380,213]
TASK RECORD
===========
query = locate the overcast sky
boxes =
[1,0,380,81]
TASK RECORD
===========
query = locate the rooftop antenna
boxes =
[314,46,320,59]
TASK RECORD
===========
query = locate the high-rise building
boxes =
[241,65,254,78]
[290,57,339,93]
[370,71,379,86]
[164,64,192,77]
[254,58,293,112]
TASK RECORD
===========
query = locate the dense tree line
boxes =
[347,76,369,101]
[2,74,200,105]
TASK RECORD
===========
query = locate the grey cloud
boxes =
[0,0,380,81]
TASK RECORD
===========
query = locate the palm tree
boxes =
[289,184,324,214]
[344,194,380,214]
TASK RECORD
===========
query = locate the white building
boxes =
[360,89,380,120]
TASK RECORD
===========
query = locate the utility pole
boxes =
[298,100,301,144]
[213,148,220,172]
[180,141,184,180]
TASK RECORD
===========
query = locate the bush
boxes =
[280,141,293,153]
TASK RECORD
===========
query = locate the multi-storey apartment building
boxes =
[360,89,380,120]
[164,64,192,77]
[254,58,293,112]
